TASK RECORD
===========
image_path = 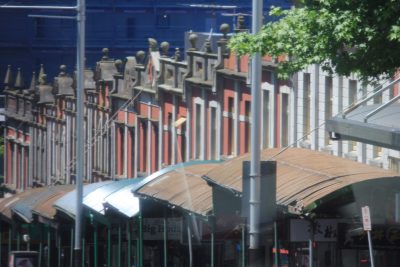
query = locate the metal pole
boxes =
[211,231,214,267]
[274,221,279,267]
[128,222,132,267]
[249,0,263,264]
[367,231,375,267]
[118,224,121,267]
[107,226,111,267]
[308,239,313,267]
[74,0,85,266]
[187,224,193,267]
[163,217,168,267]
[70,228,74,267]
[241,225,246,267]
[47,228,51,267]
[94,224,98,267]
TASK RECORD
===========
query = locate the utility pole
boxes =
[0,2,85,267]
[249,0,263,266]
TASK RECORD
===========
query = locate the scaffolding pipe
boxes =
[249,0,263,255]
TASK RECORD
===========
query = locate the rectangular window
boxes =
[167,113,173,165]
[303,73,311,137]
[349,80,358,151]
[195,104,202,159]
[263,91,270,148]
[227,97,235,155]
[210,107,217,160]
[325,77,333,145]
[281,93,290,147]
[245,101,251,153]
[180,123,186,162]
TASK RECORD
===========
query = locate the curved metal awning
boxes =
[0,188,45,223]
[134,161,221,217]
[326,103,400,150]
[12,185,74,223]
[102,179,144,218]
[203,148,400,213]
[54,181,113,219]
[83,178,143,217]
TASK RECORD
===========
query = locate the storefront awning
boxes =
[83,178,143,217]
[134,161,220,217]
[0,188,45,223]
[203,148,400,213]
[102,179,143,218]
[12,185,74,223]
[54,181,113,219]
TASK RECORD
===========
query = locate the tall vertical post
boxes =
[249,0,263,266]
[75,0,85,266]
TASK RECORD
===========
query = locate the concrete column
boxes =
[311,64,319,150]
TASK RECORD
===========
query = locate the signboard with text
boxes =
[290,219,338,242]
[142,218,182,241]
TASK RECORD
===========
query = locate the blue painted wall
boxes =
[0,0,291,85]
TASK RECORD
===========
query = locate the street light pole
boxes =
[249,0,263,266]
[75,0,85,267]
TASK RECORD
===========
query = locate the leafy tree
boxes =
[229,0,400,81]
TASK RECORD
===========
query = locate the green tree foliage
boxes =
[229,0,400,81]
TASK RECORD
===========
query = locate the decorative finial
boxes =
[148,38,158,52]
[3,65,13,89]
[236,15,245,31]
[204,39,212,53]
[160,41,170,57]
[38,64,46,84]
[220,23,230,39]
[59,65,67,76]
[102,48,110,60]
[189,33,198,50]
[115,59,123,74]
[40,74,47,85]
[136,50,145,64]
[14,68,24,89]
[29,72,36,93]
[174,48,181,61]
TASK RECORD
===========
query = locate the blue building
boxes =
[0,0,291,83]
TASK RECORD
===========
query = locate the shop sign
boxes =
[290,219,338,242]
[339,223,400,249]
[143,218,182,241]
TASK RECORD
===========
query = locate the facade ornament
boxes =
[188,33,198,50]
[3,65,13,90]
[204,39,212,53]
[148,38,158,52]
[220,23,230,40]
[14,68,24,90]
[174,48,181,61]
[102,48,110,61]
[160,41,170,57]
[136,50,145,65]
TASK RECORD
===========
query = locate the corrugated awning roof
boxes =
[0,188,45,223]
[32,185,75,220]
[204,148,400,212]
[12,185,74,223]
[134,161,220,217]
[103,179,143,218]
[84,178,142,217]
[54,181,113,219]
